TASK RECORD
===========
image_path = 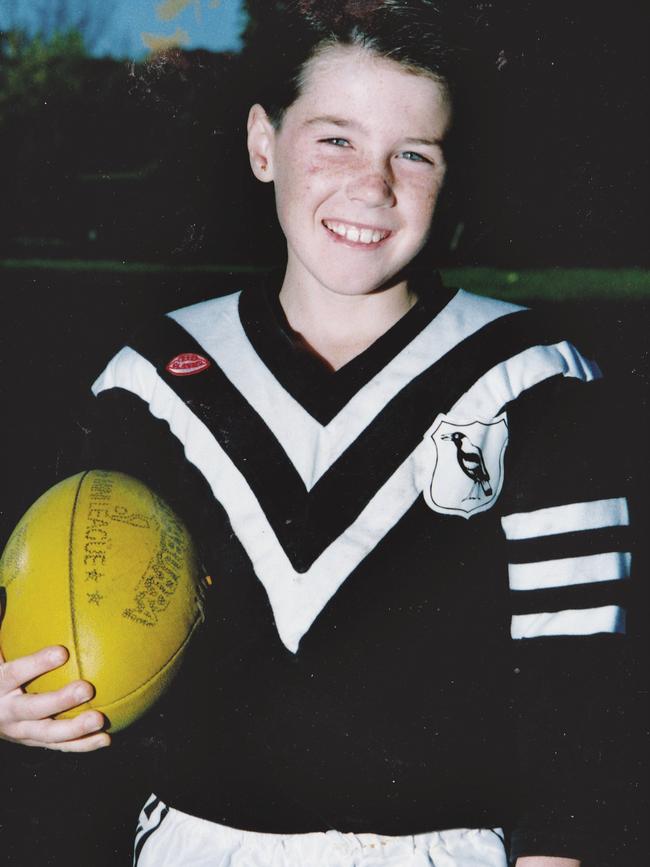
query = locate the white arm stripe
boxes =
[511,605,625,639]
[501,498,629,540]
[508,551,631,591]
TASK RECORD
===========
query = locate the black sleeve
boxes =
[498,375,636,863]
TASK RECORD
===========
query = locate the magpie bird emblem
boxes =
[424,414,508,518]
[441,431,493,500]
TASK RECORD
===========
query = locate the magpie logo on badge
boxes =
[423,413,508,518]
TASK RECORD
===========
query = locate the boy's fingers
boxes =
[10,710,107,746]
[0,646,68,696]
[54,731,112,753]
[10,679,95,721]
[25,731,111,753]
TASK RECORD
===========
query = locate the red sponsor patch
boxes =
[165,353,211,376]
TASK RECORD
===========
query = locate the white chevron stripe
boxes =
[501,497,629,540]
[449,341,601,422]
[508,551,631,591]
[511,605,625,639]
[168,290,525,489]
[93,348,427,653]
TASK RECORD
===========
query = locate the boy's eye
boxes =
[398,151,430,164]
[320,137,350,148]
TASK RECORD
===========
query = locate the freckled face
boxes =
[263,46,451,298]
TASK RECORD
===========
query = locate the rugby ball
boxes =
[0,471,205,732]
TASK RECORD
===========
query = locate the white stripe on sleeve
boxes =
[501,497,629,540]
[508,551,631,591]
[511,605,625,639]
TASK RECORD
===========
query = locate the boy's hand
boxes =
[0,645,110,751]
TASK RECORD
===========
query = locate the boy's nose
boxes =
[346,169,396,208]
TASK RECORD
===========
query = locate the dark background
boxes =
[0,1,647,864]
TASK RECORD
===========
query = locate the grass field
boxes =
[2,258,650,301]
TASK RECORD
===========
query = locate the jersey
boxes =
[71,273,631,861]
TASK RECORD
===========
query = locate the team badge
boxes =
[165,353,211,376]
[423,414,508,518]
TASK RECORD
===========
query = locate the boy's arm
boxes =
[500,375,632,863]
[1,336,207,754]
[0,384,124,752]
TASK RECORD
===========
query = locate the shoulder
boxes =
[167,290,241,337]
[450,287,527,320]
[447,288,588,356]
[91,289,243,397]
[441,289,602,422]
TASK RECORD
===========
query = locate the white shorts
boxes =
[133,795,508,867]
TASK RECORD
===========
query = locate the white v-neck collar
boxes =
[168,290,525,489]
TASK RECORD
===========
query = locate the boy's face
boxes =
[248,46,451,299]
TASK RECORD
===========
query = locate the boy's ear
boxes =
[247,104,276,183]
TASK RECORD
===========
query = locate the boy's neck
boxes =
[278,275,417,372]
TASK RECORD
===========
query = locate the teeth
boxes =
[324,221,388,244]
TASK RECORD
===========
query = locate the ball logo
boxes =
[423,413,508,519]
[165,352,211,376]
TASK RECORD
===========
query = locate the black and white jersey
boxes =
[76,275,631,860]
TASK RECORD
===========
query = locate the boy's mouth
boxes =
[322,219,391,246]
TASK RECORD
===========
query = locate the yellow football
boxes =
[0,470,204,732]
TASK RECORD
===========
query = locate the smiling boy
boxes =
[0,3,630,866]
[248,44,451,371]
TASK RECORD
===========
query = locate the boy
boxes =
[0,2,630,864]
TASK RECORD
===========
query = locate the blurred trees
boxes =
[0,28,93,251]
[1,0,121,53]
[0,29,85,125]
[0,27,260,263]
[241,0,292,46]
